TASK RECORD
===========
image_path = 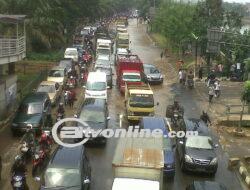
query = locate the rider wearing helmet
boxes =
[39,132,49,150]
[11,155,26,174]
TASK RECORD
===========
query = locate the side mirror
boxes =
[107,116,111,121]
[83,178,90,184]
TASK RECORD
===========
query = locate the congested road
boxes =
[0,19,244,190]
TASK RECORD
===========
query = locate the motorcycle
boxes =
[66,77,77,89]
[187,79,194,89]
[11,172,28,190]
[19,141,34,163]
[32,146,48,176]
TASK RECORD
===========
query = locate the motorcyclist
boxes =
[207,70,216,86]
[39,133,50,151]
[187,70,194,80]
[11,155,26,174]
[200,111,211,126]
[172,100,184,116]
[57,102,65,117]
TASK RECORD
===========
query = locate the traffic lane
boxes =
[0,87,84,190]
[128,19,243,189]
[87,87,123,190]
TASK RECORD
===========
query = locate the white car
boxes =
[64,48,78,62]
[84,71,108,100]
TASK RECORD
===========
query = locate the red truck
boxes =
[116,54,144,94]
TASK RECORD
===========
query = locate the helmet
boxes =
[14,155,22,162]
[41,133,47,141]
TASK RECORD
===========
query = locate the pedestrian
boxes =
[68,90,75,108]
[178,69,183,84]
[200,111,211,126]
[164,48,168,57]
[182,69,187,85]
[208,85,215,103]
[198,66,203,80]
[160,51,163,60]
[0,155,2,181]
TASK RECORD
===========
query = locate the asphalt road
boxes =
[0,19,245,190]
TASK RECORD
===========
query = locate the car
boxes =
[95,58,112,68]
[76,98,110,144]
[186,181,227,190]
[40,145,91,190]
[47,66,67,85]
[139,117,175,178]
[11,92,51,135]
[94,66,113,88]
[176,133,218,175]
[59,58,73,73]
[36,81,62,106]
[84,71,108,100]
[64,48,79,62]
[143,64,163,84]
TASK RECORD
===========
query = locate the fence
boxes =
[0,36,26,57]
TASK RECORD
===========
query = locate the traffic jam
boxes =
[0,14,242,190]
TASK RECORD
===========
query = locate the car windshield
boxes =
[65,50,77,56]
[118,39,129,44]
[37,85,55,93]
[144,66,159,74]
[86,82,106,91]
[59,62,71,69]
[48,70,64,77]
[186,136,213,150]
[123,74,141,82]
[44,168,80,188]
[129,94,154,108]
[97,49,110,55]
[96,60,110,66]
[97,55,110,60]
[95,68,111,75]
[80,109,105,123]
[19,103,43,115]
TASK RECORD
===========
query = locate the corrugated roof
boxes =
[0,14,26,23]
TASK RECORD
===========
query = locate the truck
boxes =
[96,38,112,57]
[112,137,164,190]
[116,54,144,94]
[125,83,155,122]
[116,33,129,49]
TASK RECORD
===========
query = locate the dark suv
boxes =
[139,117,175,178]
[76,98,110,144]
[11,92,51,135]
[186,181,227,190]
[40,145,91,190]
[176,128,218,175]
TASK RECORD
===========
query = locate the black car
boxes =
[139,117,175,178]
[59,58,73,73]
[40,145,91,190]
[11,92,51,135]
[94,66,113,88]
[176,133,218,175]
[186,181,227,190]
[76,98,110,144]
[143,64,163,84]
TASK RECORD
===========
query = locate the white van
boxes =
[64,48,78,62]
[84,71,108,100]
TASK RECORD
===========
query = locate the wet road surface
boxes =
[0,19,245,190]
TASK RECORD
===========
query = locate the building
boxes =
[0,14,26,120]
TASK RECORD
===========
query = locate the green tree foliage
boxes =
[242,81,250,103]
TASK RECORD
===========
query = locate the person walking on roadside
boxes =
[208,85,215,103]
[178,69,183,84]
[198,66,203,80]
[160,51,163,60]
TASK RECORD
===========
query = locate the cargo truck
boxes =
[116,54,144,94]
[112,137,164,190]
[125,83,155,122]
[116,33,129,49]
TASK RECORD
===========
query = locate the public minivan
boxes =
[84,71,108,100]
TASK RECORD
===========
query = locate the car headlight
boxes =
[184,155,193,163]
[128,111,134,116]
[12,123,18,127]
[149,112,154,116]
[210,158,218,165]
